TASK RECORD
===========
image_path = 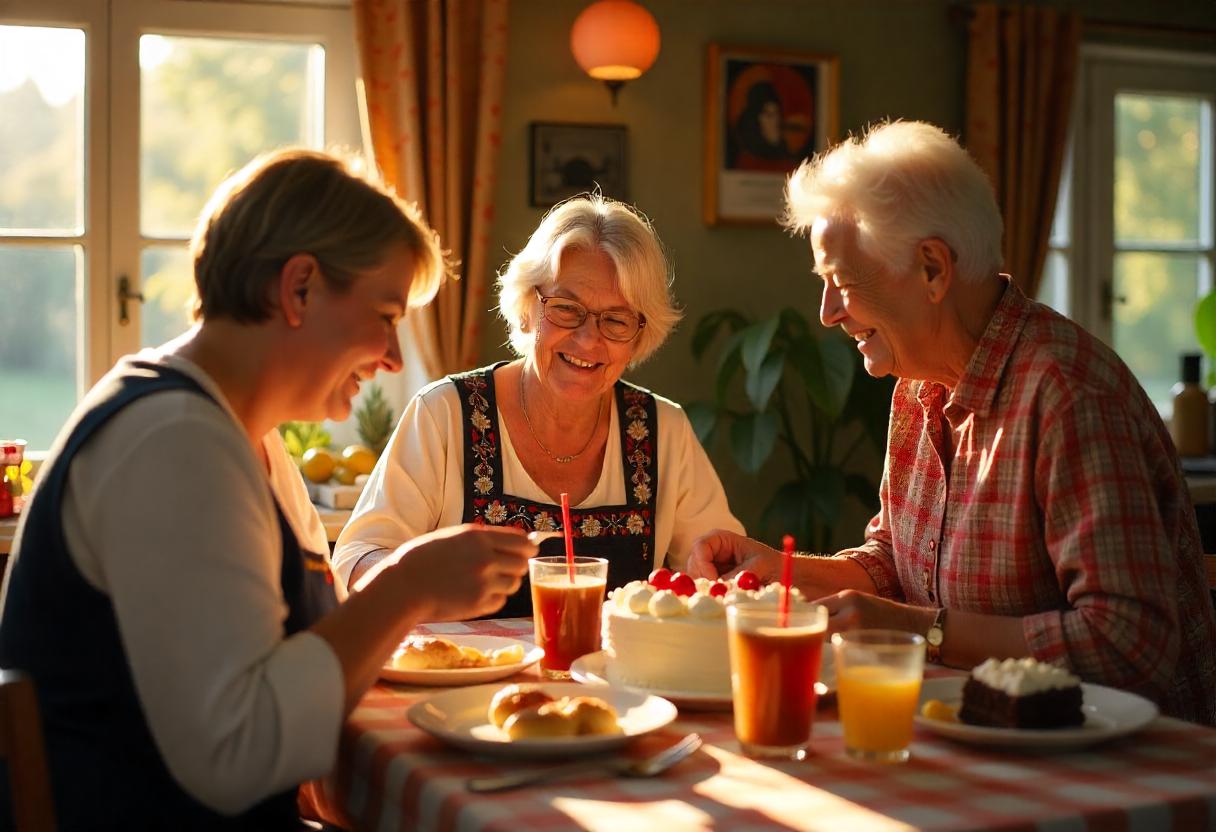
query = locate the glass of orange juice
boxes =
[727,602,829,761]
[831,630,926,763]
[529,556,608,679]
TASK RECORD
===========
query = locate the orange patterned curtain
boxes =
[965,3,1080,298]
[354,0,508,378]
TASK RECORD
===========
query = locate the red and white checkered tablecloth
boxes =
[303,619,1216,832]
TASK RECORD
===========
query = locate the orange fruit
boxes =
[333,464,358,486]
[300,448,336,484]
[341,444,377,476]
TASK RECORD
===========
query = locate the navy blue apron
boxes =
[0,361,338,831]
[453,363,658,618]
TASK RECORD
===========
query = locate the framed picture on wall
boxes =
[530,122,628,208]
[703,44,839,226]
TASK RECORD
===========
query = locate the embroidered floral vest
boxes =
[453,363,658,617]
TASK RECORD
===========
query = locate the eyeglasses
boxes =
[534,289,645,343]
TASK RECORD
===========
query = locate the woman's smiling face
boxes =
[531,246,639,401]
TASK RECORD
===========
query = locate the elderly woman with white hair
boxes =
[334,194,743,615]
[688,121,1216,725]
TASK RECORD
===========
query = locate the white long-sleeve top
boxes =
[57,348,344,814]
[333,375,744,588]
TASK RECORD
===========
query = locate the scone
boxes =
[503,703,579,739]
[561,696,621,736]
[489,684,555,729]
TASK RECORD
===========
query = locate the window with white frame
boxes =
[0,0,359,449]
[1040,44,1216,410]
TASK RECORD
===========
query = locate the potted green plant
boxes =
[1195,291,1216,387]
[686,307,894,552]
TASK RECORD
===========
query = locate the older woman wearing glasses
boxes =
[333,195,744,614]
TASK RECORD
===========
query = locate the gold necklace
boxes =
[519,372,604,464]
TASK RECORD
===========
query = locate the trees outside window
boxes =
[0,0,357,449]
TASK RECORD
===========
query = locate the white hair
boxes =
[497,194,682,366]
[782,120,1004,282]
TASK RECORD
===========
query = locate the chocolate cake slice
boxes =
[958,658,1084,729]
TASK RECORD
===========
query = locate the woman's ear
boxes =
[279,253,319,327]
[919,238,955,304]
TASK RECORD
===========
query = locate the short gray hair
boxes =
[498,194,681,366]
[782,121,1003,282]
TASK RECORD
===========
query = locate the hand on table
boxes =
[393,524,536,621]
[685,529,782,582]
[817,590,934,638]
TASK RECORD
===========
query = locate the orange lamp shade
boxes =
[570,0,661,82]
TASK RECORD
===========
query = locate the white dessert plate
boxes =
[380,635,543,686]
[914,677,1159,751]
[570,649,836,711]
[407,681,677,759]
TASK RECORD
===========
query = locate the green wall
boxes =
[483,0,1216,547]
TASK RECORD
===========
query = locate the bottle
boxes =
[1171,353,1208,457]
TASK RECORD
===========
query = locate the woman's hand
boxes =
[392,524,537,622]
[817,589,935,637]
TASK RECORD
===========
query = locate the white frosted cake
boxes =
[601,572,803,694]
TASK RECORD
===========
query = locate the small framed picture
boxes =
[530,122,628,208]
[703,44,839,226]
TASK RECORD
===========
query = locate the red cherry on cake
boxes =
[647,568,672,590]
[735,570,760,591]
[708,581,728,598]
[668,572,696,597]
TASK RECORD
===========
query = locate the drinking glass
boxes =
[726,602,829,761]
[831,629,926,763]
[529,556,607,679]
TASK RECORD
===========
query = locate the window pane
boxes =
[141,245,194,347]
[1050,141,1072,247]
[1038,249,1069,316]
[1115,93,1205,245]
[0,245,79,449]
[140,35,325,239]
[0,26,85,233]
[1112,251,1202,406]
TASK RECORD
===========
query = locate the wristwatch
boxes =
[926,607,947,664]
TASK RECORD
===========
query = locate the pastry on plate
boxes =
[391,636,526,671]
[489,684,556,728]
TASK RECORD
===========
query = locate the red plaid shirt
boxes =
[842,280,1216,724]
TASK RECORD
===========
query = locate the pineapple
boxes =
[356,383,395,457]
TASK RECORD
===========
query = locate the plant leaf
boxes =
[714,329,747,405]
[729,411,779,473]
[692,309,750,360]
[788,337,831,411]
[779,306,812,340]
[684,401,719,447]
[745,350,785,410]
[740,317,780,376]
[817,336,856,419]
[1196,291,1216,360]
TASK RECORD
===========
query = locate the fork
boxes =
[466,733,703,793]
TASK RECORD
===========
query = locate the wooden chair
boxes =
[0,670,56,831]
[1207,554,1216,609]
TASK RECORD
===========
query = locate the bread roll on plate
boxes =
[503,703,579,739]
[488,684,555,729]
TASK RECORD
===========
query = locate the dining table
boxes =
[301,617,1216,832]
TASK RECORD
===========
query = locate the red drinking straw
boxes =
[560,492,575,582]
[779,534,795,627]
